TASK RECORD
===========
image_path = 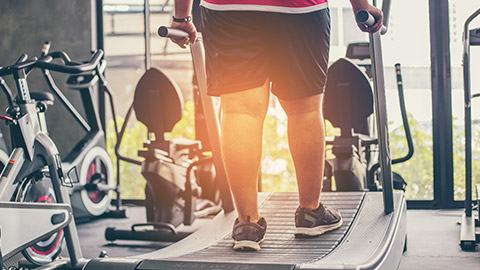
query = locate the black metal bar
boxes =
[463,8,480,218]
[114,104,143,166]
[96,0,105,51]
[144,0,151,70]
[42,70,92,133]
[95,0,107,134]
[80,87,102,132]
[392,63,414,164]
[406,200,464,210]
[429,0,454,208]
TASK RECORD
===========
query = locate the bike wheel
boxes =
[71,146,114,217]
[16,173,63,265]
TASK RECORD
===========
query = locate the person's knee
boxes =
[221,83,270,119]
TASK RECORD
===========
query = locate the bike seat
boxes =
[324,58,373,136]
[133,68,184,141]
[30,92,55,103]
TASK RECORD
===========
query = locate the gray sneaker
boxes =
[294,203,342,237]
[232,217,267,251]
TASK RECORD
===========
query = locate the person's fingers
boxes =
[357,22,368,33]
[169,21,197,48]
[190,30,197,45]
[368,8,384,33]
[170,37,189,48]
[370,11,384,33]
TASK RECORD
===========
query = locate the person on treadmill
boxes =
[170,0,383,251]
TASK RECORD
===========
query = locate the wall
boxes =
[0,0,95,157]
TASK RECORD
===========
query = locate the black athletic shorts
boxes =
[200,7,331,100]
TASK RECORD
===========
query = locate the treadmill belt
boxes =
[139,192,364,269]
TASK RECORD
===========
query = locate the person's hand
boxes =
[354,5,383,33]
[170,21,197,49]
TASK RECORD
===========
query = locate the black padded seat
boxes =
[324,58,373,136]
[133,68,184,139]
[27,92,55,103]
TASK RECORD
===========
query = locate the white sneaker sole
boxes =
[233,237,265,251]
[294,219,343,237]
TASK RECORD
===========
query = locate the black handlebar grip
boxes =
[90,50,104,66]
[395,63,402,86]
[356,10,387,35]
[42,41,52,56]
[158,26,189,39]
[15,54,28,65]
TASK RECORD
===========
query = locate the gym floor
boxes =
[74,206,480,270]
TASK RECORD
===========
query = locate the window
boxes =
[449,1,480,200]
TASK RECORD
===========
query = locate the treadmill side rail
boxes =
[298,192,406,270]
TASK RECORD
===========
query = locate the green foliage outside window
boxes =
[107,101,478,201]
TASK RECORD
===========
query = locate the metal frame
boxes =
[428,0,455,208]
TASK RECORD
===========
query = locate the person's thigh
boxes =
[221,81,270,118]
[201,8,270,97]
[278,93,323,116]
[269,8,331,101]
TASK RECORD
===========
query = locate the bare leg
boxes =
[220,82,270,222]
[278,94,325,210]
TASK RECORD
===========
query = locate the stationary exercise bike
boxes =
[0,49,104,269]
[323,42,414,192]
[38,42,116,220]
[0,42,116,221]
[104,66,221,242]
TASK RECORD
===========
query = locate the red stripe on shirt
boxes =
[202,0,328,8]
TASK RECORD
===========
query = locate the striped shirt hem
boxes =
[200,2,328,14]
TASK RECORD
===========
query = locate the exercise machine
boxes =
[0,42,117,221]
[103,64,221,242]
[460,7,480,251]
[0,49,104,269]
[39,42,115,220]
[323,43,414,192]
[84,1,407,269]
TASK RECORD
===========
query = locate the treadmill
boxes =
[84,0,407,269]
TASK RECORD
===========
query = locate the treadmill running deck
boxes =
[138,192,364,269]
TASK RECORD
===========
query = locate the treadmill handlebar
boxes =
[356,10,387,35]
[158,26,189,39]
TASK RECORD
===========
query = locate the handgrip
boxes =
[42,41,52,56]
[356,10,387,35]
[395,63,402,83]
[158,26,189,39]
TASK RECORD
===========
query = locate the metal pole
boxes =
[369,31,394,214]
[463,8,480,217]
[429,0,454,208]
[372,0,394,214]
[144,0,151,70]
